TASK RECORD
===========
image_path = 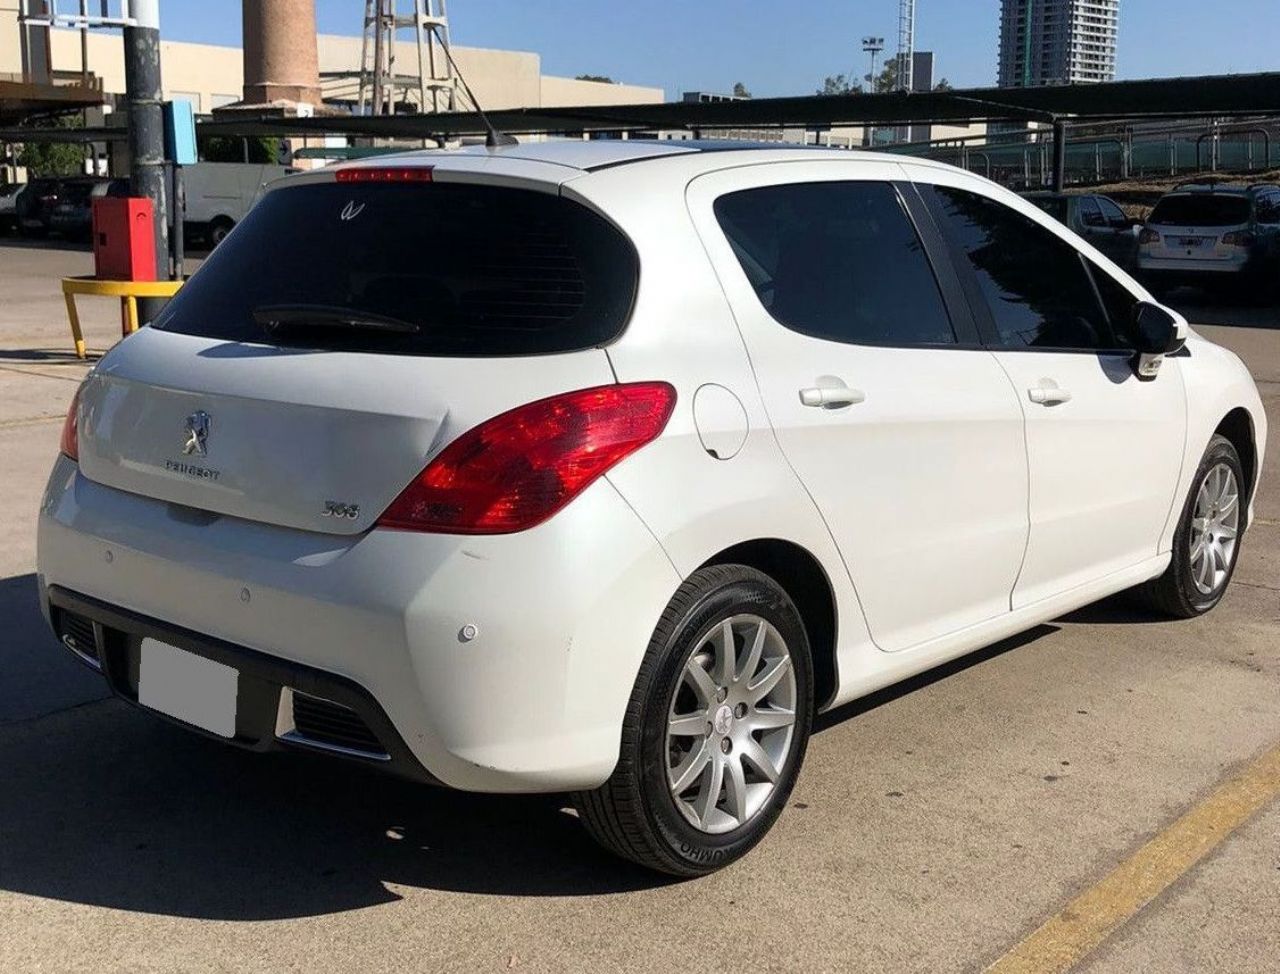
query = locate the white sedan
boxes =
[38,141,1265,875]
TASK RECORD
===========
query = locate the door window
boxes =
[1255,192,1280,226]
[714,181,957,347]
[1079,197,1106,228]
[1097,197,1129,228]
[927,186,1123,351]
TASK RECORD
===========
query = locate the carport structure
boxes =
[4,71,1280,191]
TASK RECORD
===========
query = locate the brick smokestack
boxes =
[242,0,322,106]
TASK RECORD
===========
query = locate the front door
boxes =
[688,164,1029,653]
[921,178,1187,607]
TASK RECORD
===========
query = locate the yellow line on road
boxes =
[986,742,1280,974]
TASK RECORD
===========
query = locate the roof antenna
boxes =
[438,42,518,147]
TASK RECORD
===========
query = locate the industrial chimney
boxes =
[241,0,322,108]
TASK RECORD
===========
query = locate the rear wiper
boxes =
[251,304,420,336]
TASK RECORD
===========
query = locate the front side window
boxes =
[1097,197,1129,228]
[1079,197,1106,228]
[1255,193,1280,226]
[927,186,1123,351]
[713,181,956,347]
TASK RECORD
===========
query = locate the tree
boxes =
[574,74,617,84]
[816,74,861,97]
[934,78,953,91]
[197,134,283,164]
[732,81,751,98]
[16,115,87,177]
[873,59,899,94]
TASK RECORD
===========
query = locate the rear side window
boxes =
[1029,196,1069,223]
[152,181,638,356]
[713,181,956,347]
[927,186,1123,351]
[1149,194,1251,227]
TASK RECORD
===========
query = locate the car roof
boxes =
[344,138,902,174]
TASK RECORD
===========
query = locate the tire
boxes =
[1137,434,1246,618]
[208,218,234,247]
[574,565,814,877]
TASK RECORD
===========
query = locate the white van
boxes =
[181,162,294,246]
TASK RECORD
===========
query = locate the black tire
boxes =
[1136,434,1246,618]
[208,218,234,247]
[574,565,814,877]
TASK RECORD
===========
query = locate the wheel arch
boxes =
[1215,407,1257,514]
[699,538,838,710]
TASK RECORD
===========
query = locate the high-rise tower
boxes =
[997,0,1119,87]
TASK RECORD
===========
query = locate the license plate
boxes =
[138,638,239,738]
[1177,237,1207,248]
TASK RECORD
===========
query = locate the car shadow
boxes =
[0,348,100,365]
[0,574,671,917]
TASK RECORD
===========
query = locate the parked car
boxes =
[0,181,25,233]
[38,143,1266,876]
[14,176,64,236]
[1024,190,1141,270]
[1138,182,1280,297]
[181,162,295,246]
[47,178,130,240]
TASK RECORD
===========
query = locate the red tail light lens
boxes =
[334,166,434,183]
[1138,228,1161,245]
[1222,231,1255,247]
[59,386,81,461]
[377,382,676,534]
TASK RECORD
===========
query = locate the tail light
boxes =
[334,166,433,183]
[1138,228,1161,245]
[376,382,676,535]
[59,386,81,461]
[1222,231,1255,247]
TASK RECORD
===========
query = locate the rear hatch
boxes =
[1143,193,1252,262]
[75,170,638,535]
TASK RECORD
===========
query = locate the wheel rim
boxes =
[665,614,798,835]
[1190,462,1240,596]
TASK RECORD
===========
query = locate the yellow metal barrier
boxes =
[61,276,184,360]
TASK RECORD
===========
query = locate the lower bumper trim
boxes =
[45,585,440,786]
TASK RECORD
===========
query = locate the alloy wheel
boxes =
[1189,461,1240,596]
[665,614,798,834]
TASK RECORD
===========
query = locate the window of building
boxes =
[714,181,957,347]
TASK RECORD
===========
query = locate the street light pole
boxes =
[123,0,168,280]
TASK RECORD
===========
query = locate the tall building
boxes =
[998,0,1119,87]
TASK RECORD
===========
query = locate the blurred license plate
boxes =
[138,638,238,738]
[1178,237,1207,248]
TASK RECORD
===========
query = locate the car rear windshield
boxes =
[1148,194,1251,227]
[152,180,639,356]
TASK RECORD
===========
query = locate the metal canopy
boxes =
[3,71,1280,144]
[194,71,1280,139]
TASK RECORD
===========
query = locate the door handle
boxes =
[1028,386,1072,405]
[799,386,866,408]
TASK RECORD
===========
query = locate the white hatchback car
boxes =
[38,142,1265,876]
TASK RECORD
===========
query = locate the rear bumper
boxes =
[46,585,440,783]
[1136,254,1253,276]
[37,456,682,792]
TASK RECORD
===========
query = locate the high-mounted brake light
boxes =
[334,167,434,183]
[376,382,677,535]
[59,386,81,462]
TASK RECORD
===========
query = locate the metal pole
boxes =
[123,0,167,284]
[1052,119,1066,193]
[372,0,386,115]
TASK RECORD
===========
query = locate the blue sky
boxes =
[162,0,1280,98]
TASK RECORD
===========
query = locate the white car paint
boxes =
[38,142,1266,795]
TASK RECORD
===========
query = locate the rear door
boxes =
[75,173,637,535]
[689,163,1028,653]
[918,173,1186,607]
[1078,196,1134,267]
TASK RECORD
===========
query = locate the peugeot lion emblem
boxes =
[182,410,211,457]
[339,200,366,222]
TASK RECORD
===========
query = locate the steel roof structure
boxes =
[4,71,1280,145]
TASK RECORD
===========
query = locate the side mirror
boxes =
[1131,301,1187,379]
